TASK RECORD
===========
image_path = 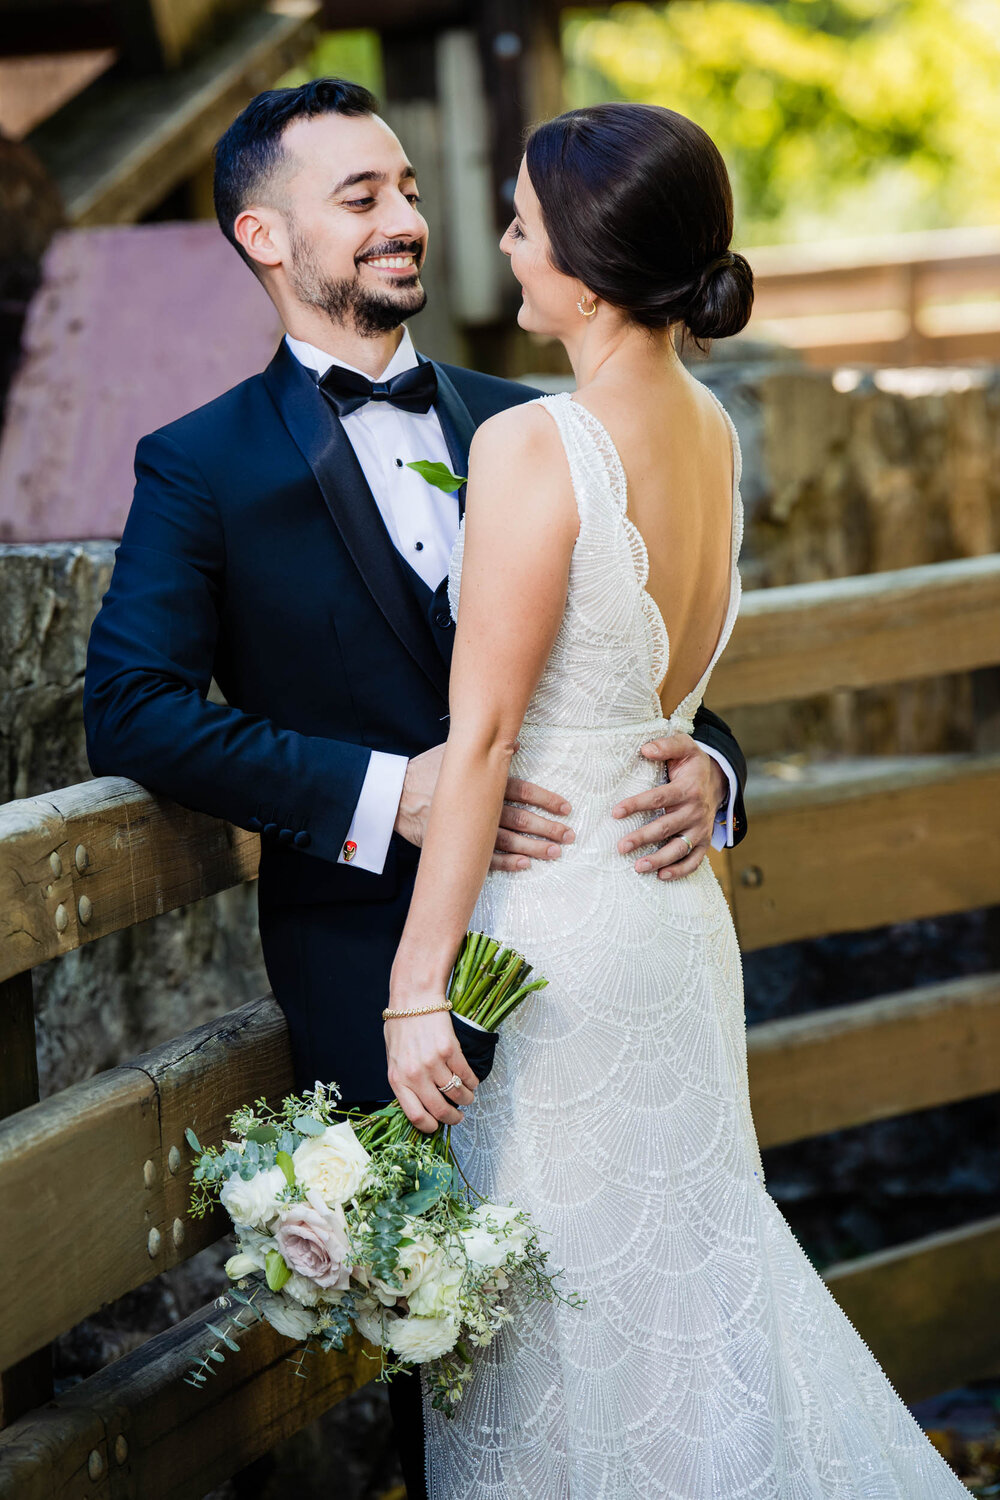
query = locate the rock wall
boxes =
[4,363,999,1091]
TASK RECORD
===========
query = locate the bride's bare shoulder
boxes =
[468,398,563,471]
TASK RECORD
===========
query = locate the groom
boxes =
[83,78,748,1495]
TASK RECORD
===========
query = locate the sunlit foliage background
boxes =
[563,0,1000,245]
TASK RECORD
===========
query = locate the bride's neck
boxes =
[564,320,684,394]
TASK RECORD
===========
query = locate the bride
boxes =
[383,103,967,1499]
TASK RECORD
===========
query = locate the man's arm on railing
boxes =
[84,430,370,866]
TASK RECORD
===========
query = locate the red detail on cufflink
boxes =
[342,840,358,863]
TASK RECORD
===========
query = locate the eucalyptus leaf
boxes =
[245,1125,277,1144]
[208,1348,226,1363]
[293,1115,326,1137]
[405,459,467,494]
[184,1127,201,1153]
[266,1248,292,1292]
[399,1158,452,1215]
[206,1322,241,1352]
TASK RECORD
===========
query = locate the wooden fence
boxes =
[748,225,1000,367]
[1,552,999,1496]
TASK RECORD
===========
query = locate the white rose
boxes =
[257,1288,319,1342]
[292,1122,370,1207]
[467,1203,531,1261]
[219,1165,288,1230]
[353,1295,389,1346]
[407,1255,464,1320]
[224,1251,262,1280]
[284,1272,323,1307]
[389,1314,460,1363]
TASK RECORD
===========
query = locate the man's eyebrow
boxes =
[330,165,418,195]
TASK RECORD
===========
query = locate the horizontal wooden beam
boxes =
[28,0,319,224]
[748,972,1000,1149]
[0,996,291,1371]
[823,1215,1000,1403]
[0,1299,377,1500]
[711,553,1000,709]
[0,777,258,984]
[727,753,1000,951]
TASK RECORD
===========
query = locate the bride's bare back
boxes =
[573,372,735,719]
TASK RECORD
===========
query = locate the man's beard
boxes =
[288,225,427,335]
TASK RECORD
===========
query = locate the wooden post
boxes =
[0,971,53,1429]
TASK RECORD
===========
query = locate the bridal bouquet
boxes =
[184,934,577,1414]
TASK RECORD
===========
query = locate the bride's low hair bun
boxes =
[524,103,754,347]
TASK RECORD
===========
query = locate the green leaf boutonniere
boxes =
[406,459,467,494]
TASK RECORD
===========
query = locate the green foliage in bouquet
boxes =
[183,934,580,1415]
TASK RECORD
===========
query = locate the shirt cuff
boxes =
[699,744,738,851]
[337,751,409,873]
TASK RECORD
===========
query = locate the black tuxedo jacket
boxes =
[84,340,748,1098]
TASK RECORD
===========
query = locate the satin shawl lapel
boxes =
[262,341,449,698]
[425,357,476,521]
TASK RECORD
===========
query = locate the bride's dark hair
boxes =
[524,103,753,348]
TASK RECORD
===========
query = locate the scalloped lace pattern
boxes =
[429,390,966,1499]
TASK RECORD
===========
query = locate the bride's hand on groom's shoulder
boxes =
[612,734,724,881]
[395,743,575,872]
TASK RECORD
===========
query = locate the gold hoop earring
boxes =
[577,295,598,318]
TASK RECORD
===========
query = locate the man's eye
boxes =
[345,197,375,209]
[406,193,422,205]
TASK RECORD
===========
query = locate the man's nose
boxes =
[382,194,426,242]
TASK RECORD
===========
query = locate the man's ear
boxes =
[233,206,283,271]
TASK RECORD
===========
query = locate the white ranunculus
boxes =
[292,1122,370,1207]
[257,1288,319,1342]
[284,1271,323,1307]
[219,1165,287,1230]
[407,1255,464,1320]
[389,1314,460,1363]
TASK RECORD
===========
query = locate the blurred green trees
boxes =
[563,0,1000,244]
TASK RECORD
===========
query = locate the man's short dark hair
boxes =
[213,77,380,270]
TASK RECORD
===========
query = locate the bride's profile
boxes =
[384,102,967,1498]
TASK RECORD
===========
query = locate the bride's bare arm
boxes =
[385,405,577,1132]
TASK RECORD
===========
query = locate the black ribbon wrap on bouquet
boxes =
[451,1013,499,1083]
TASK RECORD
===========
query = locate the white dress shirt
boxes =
[285,331,738,870]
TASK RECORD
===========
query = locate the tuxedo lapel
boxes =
[263,341,449,698]
[426,357,475,520]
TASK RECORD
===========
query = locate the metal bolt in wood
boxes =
[54,903,68,932]
[114,1434,128,1465]
[77,894,93,925]
[147,1226,161,1258]
[49,851,62,878]
[143,1158,155,1189]
[75,843,90,872]
[172,1217,185,1248]
[167,1144,181,1174]
[87,1449,105,1480]
[740,865,764,888]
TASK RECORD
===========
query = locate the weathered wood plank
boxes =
[0,1301,378,1500]
[27,0,320,225]
[0,996,290,1371]
[0,777,259,983]
[711,554,1000,709]
[823,1216,1000,1403]
[749,973,1000,1149]
[728,754,1000,951]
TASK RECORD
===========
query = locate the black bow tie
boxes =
[316,360,438,419]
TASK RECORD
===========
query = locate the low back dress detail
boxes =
[423,389,968,1500]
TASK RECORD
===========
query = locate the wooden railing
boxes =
[748,225,1000,367]
[2,552,999,1496]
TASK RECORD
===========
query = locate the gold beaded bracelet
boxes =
[381,1000,453,1020]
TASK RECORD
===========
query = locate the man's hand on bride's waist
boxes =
[611,733,725,880]
[394,742,575,872]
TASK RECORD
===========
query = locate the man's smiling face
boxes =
[269,110,429,335]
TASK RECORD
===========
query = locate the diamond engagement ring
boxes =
[441,1074,463,1094]
[677,834,694,855]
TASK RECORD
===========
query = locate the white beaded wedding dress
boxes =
[423,389,968,1499]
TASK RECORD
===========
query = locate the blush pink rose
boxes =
[274,1200,352,1291]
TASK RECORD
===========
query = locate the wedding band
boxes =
[440,1074,463,1094]
[677,834,693,855]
